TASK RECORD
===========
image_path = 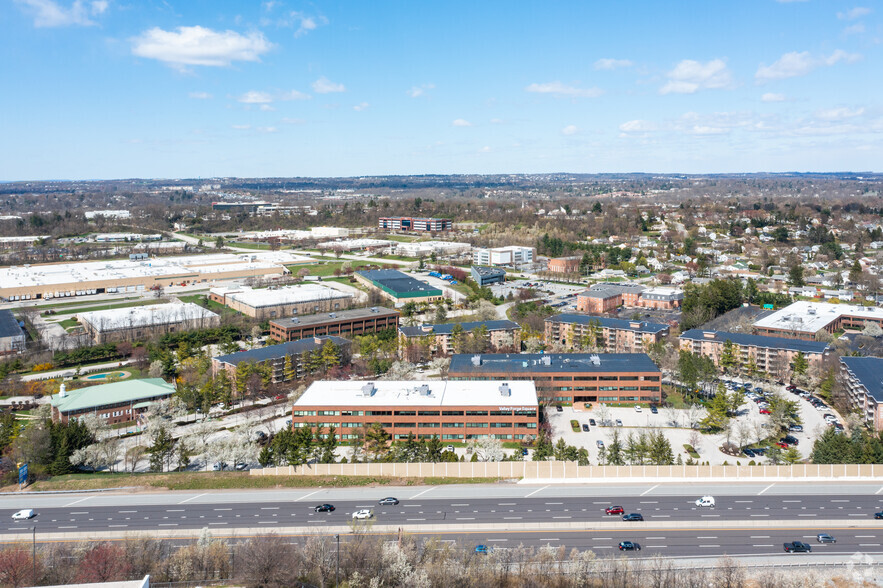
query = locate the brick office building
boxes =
[448,353,662,405]
[547,256,582,274]
[576,284,646,313]
[49,378,176,425]
[545,314,669,353]
[269,307,399,342]
[291,379,539,442]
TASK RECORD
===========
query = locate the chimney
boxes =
[58,383,67,398]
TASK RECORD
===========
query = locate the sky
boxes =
[1,0,881,180]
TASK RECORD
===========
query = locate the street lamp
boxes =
[335,534,340,586]
[31,525,36,582]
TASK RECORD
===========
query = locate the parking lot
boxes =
[491,279,584,303]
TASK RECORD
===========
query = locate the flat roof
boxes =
[471,266,506,277]
[841,356,883,402]
[547,314,669,334]
[211,284,351,308]
[753,301,883,333]
[580,283,647,299]
[50,378,175,414]
[0,310,23,339]
[78,302,218,331]
[214,335,350,366]
[680,329,830,353]
[356,269,443,297]
[449,353,661,374]
[400,320,520,337]
[271,307,399,329]
[295,379,538,408]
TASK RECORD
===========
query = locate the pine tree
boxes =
[792,352,809,376]
[283,354,295,381]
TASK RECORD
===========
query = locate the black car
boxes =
[556,405,563,412]
[783,541,811,553]
[622,513,644,522]
[874,512,883,519]
[582,423,590,432]
[650,406,658,414]
[589,419,596,427]
[315,504,335,512]
[742,448,756,458]
[378,497,399,506]
[618,541,641,551]
[782,435,799,445]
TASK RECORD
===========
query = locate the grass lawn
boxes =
[384,235,423,243]
[177,294,231,315]
[382,254,420,262]
[229,241,270,250]
[48,298,169,316]
[302,261,375,278]
[58,318,79,330]
[37,296,141,312]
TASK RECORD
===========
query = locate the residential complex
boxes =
[753,301,883,340]
[0,310,25,355]
[269,307,399,342]
[212,336,352,386]
[544,314,669,353]
[471,266,506,286]
[547,256,582,274]
[378,216,452,232]
[355,269,443,305]
[576,284,683,313]
[448,353,663,405]
[50,378,176,425]
[840,356,883,432]
[209,284,352,319]
[472,246,534,267]
[398,320,522,356]
[77,303,220,344]
[291,379,539,441]
[679,329,831,376]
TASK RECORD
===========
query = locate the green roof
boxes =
[50,378,175,414]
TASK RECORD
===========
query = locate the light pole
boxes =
[31,525,36,582]
[335,534,340,586]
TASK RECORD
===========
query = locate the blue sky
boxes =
[2,0,880,180]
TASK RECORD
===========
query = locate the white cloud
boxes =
[489,118,504,124]
[687,125,728,135]
[16,0,108,28]
[312,76,345,93]
[619,120,658,133]
[131,26,272,69]
[755,50,861,81]
[659,59,732,94]
[259,104,275,111]
[838,6,872,19]
[761,92,786,102]
[525,81,603,98]
[257,126,278,133]
[815,106,865,121]
[237,89,310,105]
[408,83,435,98]
[232,124,251,130]
[281,117,305,125]
[843,23,866,35]
[452,119,472,127]
[561,125,578,135]
[594,58,633,70]
[279,89,310,100]
[188,91,212,100]
[353,102,369,111]
[479,146,492,153]
[238,90,273,104]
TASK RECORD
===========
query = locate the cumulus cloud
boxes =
[659,59,732,94]
[525,81,603,98]
[838,6,872,19]
[353,102,369,111]
[761,92,786,102]
[594,58,633,70]
[256,126,278,133]
[259,104,275,111]
[236,89,310,106]
[238,90,273,104]
[408,83,435,98]
[561,125,578,135]
[755,49,861,81]
[843,23,866,35]
[131,26,272,69]
[815,106,865,121]
[16,0,108,27]
[452,119,472,127]
[189,91,212,100]
[619,120,658,133]
[312,76,345,93]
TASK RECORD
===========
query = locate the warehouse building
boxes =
[395,241,471,258]
[378,217,452,232]
[840,356,883,432]
[269,307,399,342]
[754,301,883,340]
[50,378,176,425]
[449,353,662,405]
[0,310,25,355]
[209,284,352,319]
[212,336,352,386]
[291,379,539,441]
[471,266,506,286]
[355,269,443,305]
[545,314,669,353]
[78,302,220,344]
[398,319,522,357]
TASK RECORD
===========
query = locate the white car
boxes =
[695,496,715,508]
[352,509,373,520]
[634,406,642,412]
[11,509,35,520]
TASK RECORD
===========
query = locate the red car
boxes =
[776,442,789,449]
[605,506,624,515]
[274,394,286,400]
[759,409,771,414]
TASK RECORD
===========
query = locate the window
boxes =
[442,422,463,428]
[466,410,488,416]
[466,422,487,428]
[420,423,440,428]
[442,410,464,416]
[395,410,416,416]
[418,410,440,416]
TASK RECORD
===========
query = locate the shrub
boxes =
[570,420,580,432]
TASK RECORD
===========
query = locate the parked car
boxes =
[378,497,399,506]
[650,406,658,414]
[634,406,642,413]
[789,424,803,432]
[618,541,641,551]
[816,533,836,543]
[776,442,789,449]
[11,509,35,520]
[589,419,597,426]
[352,509,373,520]
[760,409,771,415]
[445,445,455,452]
[783,541,812,553]
[556,405,563,412]
[622,513,644,522]
[605,506,624,515]
[782,435,799,445]
[615,419,623,427]
[212,462,228,471]
[596,440,605,449]
[315,504,335,513]
[582,423,590,432]
[742,448,756,458]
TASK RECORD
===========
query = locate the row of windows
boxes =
[293,421,537,430]
[296,408,539,417]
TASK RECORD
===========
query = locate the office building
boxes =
[269,307,399,342]
[472,246,534,267]
[754,301,883,340]
[840,356,883,432]
[50,378,175,425]
[78,303,220,344]
[471,266,506,286]
[378,217,452,232]
[576,284,646,313]
[209,284,352,319]
[355,269,443,305]
[398,320,522,356]
[547,256,582,274]
[545,314,669,353]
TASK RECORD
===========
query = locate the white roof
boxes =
[296,380,538,408]
[318,238,393,249]
[78,302,218,331]
[210,284,350,307]
[754,300,883,333]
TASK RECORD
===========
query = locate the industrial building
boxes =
[291,379,539,441]
[449,353,663,405]
[840,356,883,432]
[50,378,176,425]
[545,314,669,353]
[0,310,25,355]
[472,246,534,267]
[212,336,352,386]
[0,251,313,302]
[378,217,452,232]
[269,307,400,342]
[395,241,471,258]
[471,266,506,286]
[355,269,443,305]
[398,320,522,356]
[753,301,883,340]
[209,284,352,319]
[77,303,220,344]
[679,329,831,376]
[318,238,394,251]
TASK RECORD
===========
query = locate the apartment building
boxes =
[544,314,669,353]
[269,307,399,342]
[398,320,522,356]
[840,356,883,432]
[679,329,831,376]
[212,336,352,386]
[472,246,534,267]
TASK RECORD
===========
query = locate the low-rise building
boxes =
[753,301,883,340]
[291,379,539,441]
[209,284,352,319]
[576,283,646,313]
[50,378,175,425]
[471,266,506,286]
[545,314,669,353]
[840,356,883,432]
[547,256,582,274]
[269,307,399,342]
[379,216,452,232]
[0,310,25,355]
[396,241,471,257]
[679,329,831,378]
[638,287,684,309]
[77,303,219,344]
[472,246,534,267]
[449,353,662,405]
[355,269,443,305]
[212,336,352,387]
[398,320,522,357]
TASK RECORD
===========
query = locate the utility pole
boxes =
[335,534,340,586]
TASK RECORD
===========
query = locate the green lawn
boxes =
[48,298,169,316]
[229,241,270,250]
[58,318,79,330]
[301,261,375,278]
[38,296,141,312]
[178,294,236,315]
[384,235,423,243]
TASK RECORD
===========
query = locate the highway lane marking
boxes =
[540,538,559,541]
[456,518,475,520]
[295,490,322,502]
[749,515,769,517]
[830,499,850,502]
[552,516,571,519]
[753,544,773,547]
[503,517,522,520]
[70,511,88,515]
[645,545,667,548]
[524,486,549,498]
[545,502,563,505]
[499,503,517,506]
[208,522,227,525]
[109,525,127,528]
[64,498,91,508]
[260,507,280,510]
[641,485,659,496]
[409,487,435,500]
[750,536,770,538]
[118,510,137,513]
[407,519,426,521]
[592,538,612,540]
[451,503,469,506]
[782,500,801,503]
[645,537,666,539]
[757,484,775,495]
[213,508,232,511]
[487,539,508,542]
[58,526,77,529]
[859,544,881,547]
[639,501,658,504]
[876,486,883,495]
[797,514,817,517]
[166,509,185,512]
[178,493,207,505]
[651,515,670,518]
[734,501,753,503]
[699,545,720,548]
[697,536,717,539]
[856,535,876,538]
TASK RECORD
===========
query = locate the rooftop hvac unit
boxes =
[370,307,379,313]
[499,383,511,397]
[361,383,376,397]
[329,313,336,318]
[471,354,482,366]
[540,356,552,366]
[416,384,431,396]
[590,354,601,366]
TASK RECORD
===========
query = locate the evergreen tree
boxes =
[425,436,443,462]
[720,340,737,372]
[606,429,625,465]
[792,352,809,377]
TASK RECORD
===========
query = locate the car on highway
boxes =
[783,541,812,553]
[618,541,641,551]
[695,496,715,507]
[605,506,624,515]
[582,423,590,432]
[352,509,373,520]
[816,533,836,543]
[11,509,35,521]
[314,504,335,513]
[474,545,489,555]
[622,513,644,522]
[874,512,883,519]
[378,497,399,506]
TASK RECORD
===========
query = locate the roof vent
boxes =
[590,354,601,366]
[371,307,378,313]
[540,356,552,366]
[416,384,432,396]
[471,354,482,366]
[499,383,511,397]
[329,313,336,318]
[361,383,376,397]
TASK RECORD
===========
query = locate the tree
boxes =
[363,423,390,461]
[76,543,132,583]
[471,436,504,462]
[849,259,863,284]
[788,264,805,287]
[782,446,802,465]
[606,429,625,465]
[0,546,39,588]
[792,351,808,377]
[148,424,176,472]
[577,447,590,466]
[701,392,730,432]
[719,340,737,373]
[434,302,447,323]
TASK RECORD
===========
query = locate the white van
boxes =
[11,509,35,520]
[695,496,715,508]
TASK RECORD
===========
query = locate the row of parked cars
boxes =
[786,385,844,432]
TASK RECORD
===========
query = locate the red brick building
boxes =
[269,307,399,342]
[547,256,582,274]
